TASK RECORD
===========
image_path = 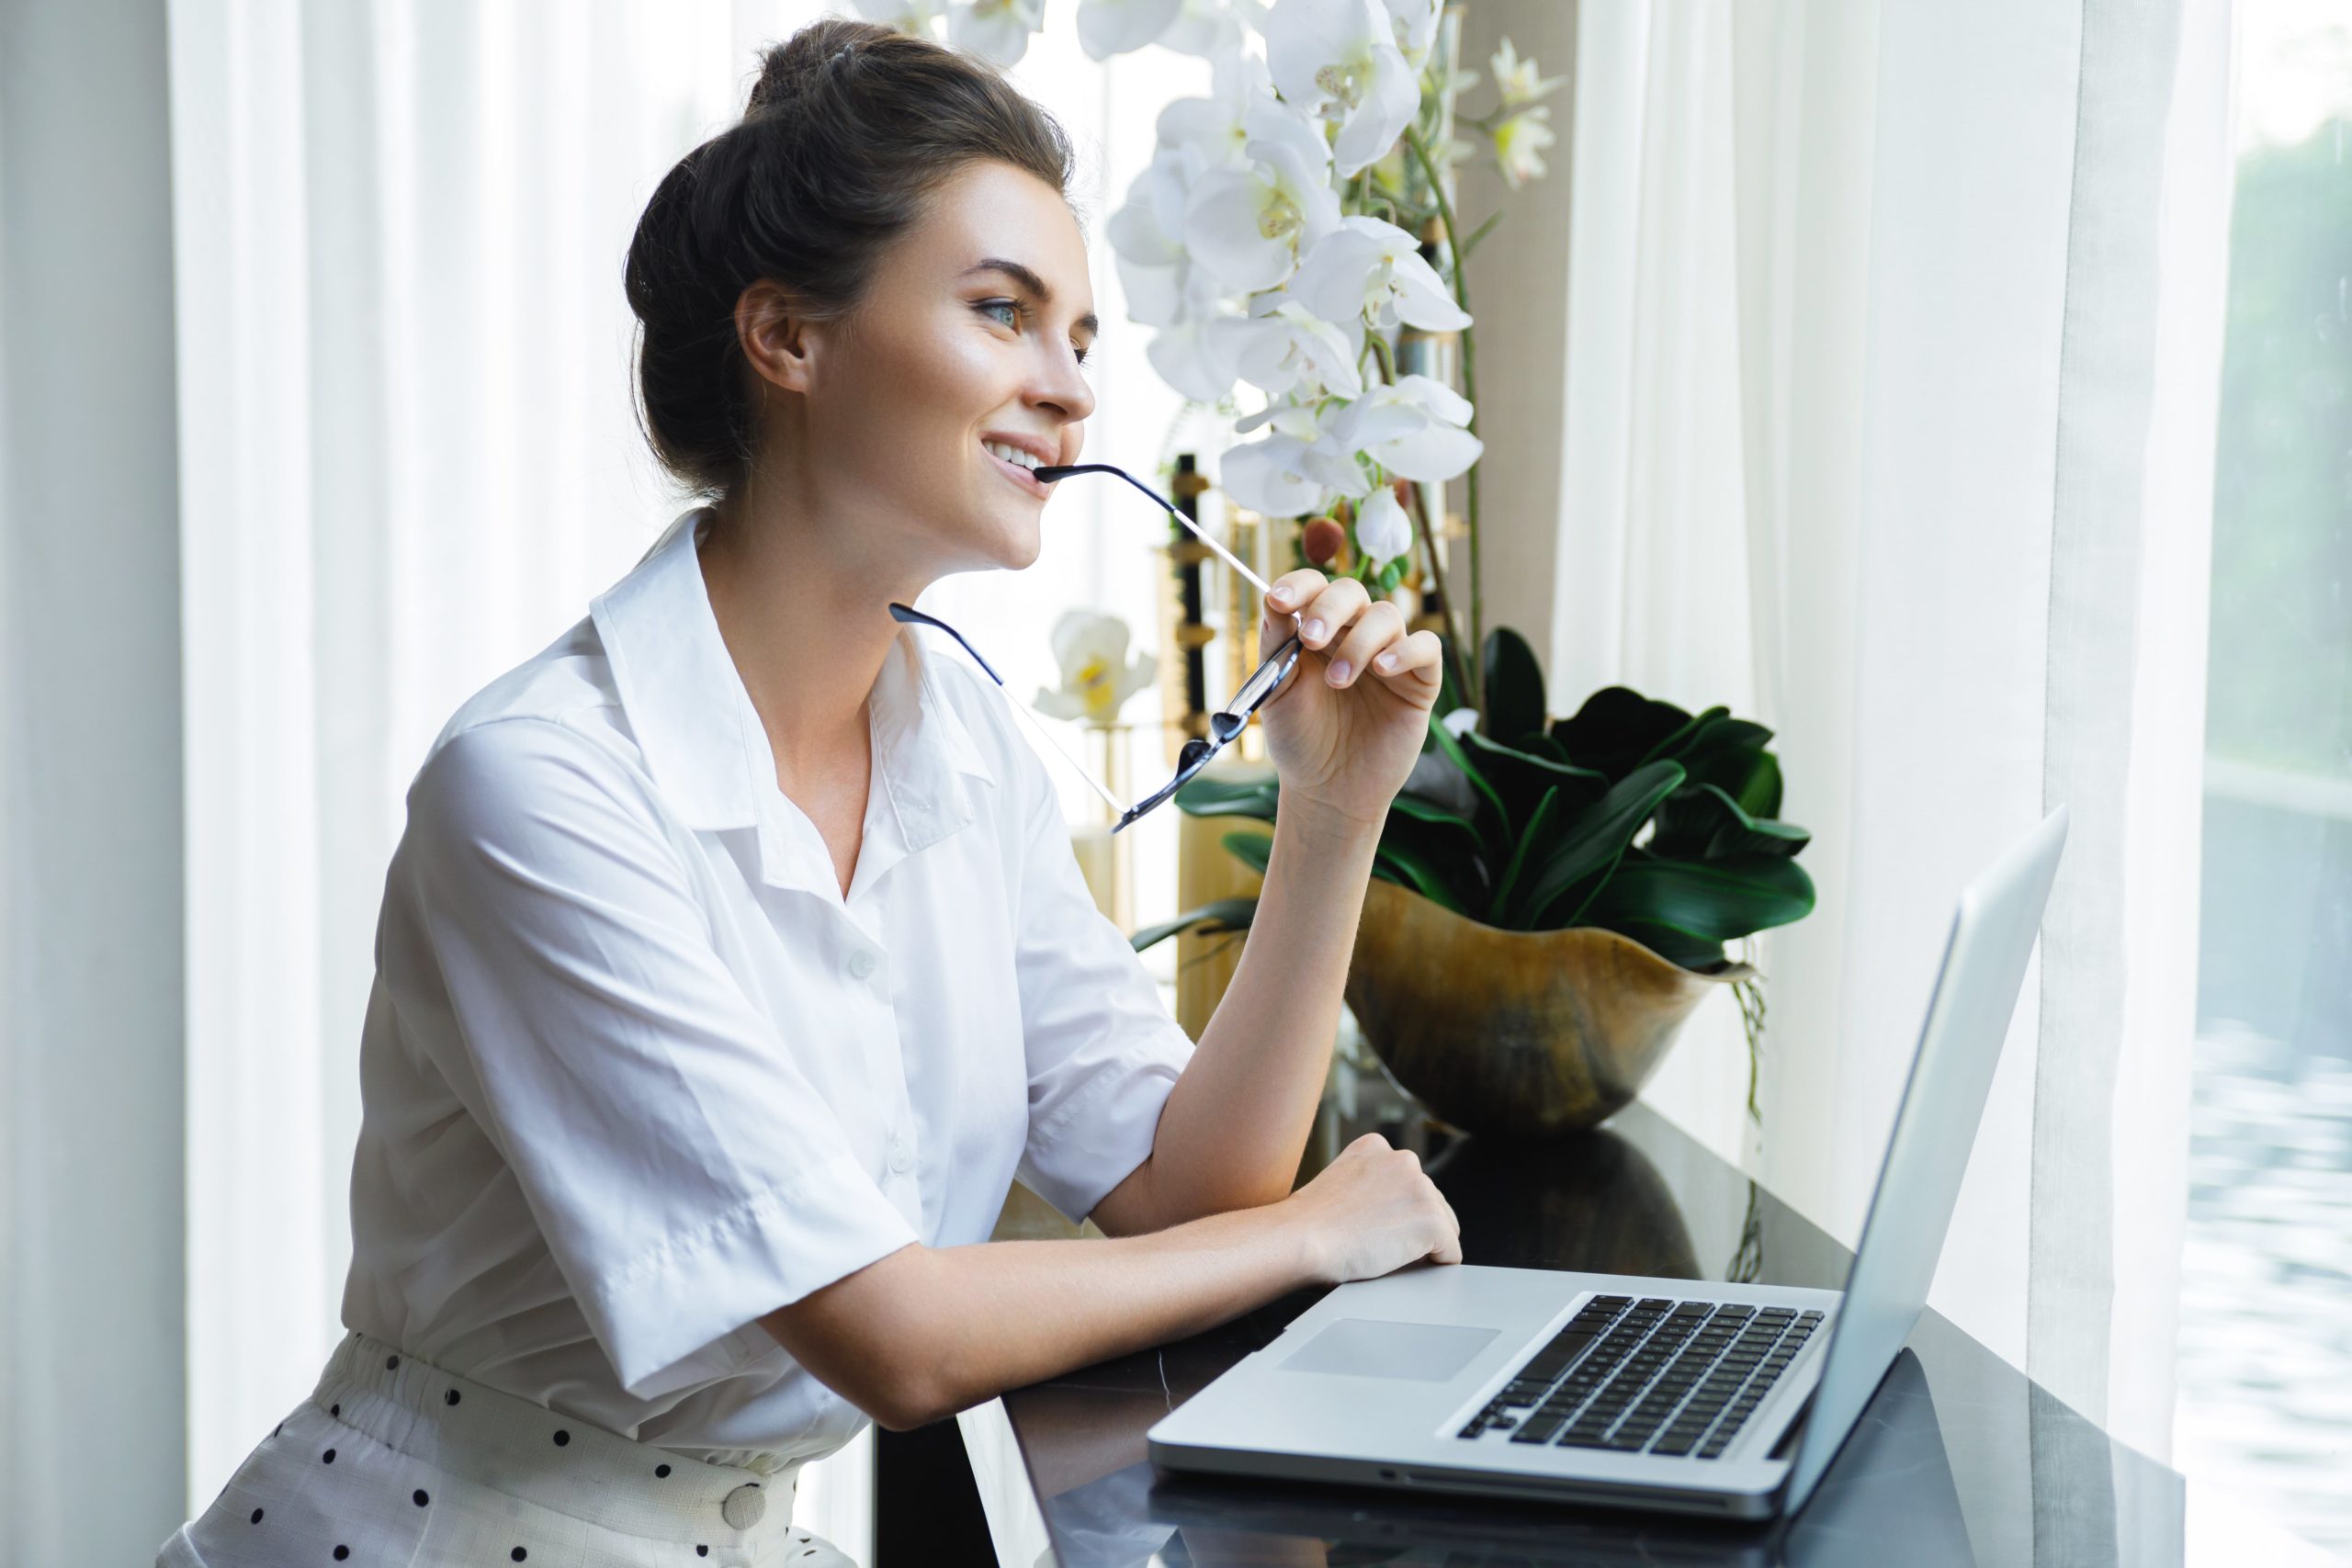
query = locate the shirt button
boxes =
[720,1482,765,1529]
[888,1136,912,1173]
[847,949,876,979]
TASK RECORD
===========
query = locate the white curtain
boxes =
[164,0,1204,1543]
[1558,0,2233,1475]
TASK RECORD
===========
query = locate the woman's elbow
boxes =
[755,1246,948,1432]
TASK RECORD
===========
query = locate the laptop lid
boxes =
[1781,806,2071,1513]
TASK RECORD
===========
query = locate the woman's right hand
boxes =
[1283,1132,1464,1284]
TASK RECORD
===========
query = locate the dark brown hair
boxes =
[623,17,1081,501]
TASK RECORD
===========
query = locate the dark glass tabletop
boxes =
[990,1059,2188,1567]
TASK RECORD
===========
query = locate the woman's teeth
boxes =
[984,440,1045,471]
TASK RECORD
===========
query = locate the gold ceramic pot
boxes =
[1343,877,1756,1137]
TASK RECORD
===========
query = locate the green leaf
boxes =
[1508,760,1688,929]
[1378,795,1492,913]
[1478,626,1547,747]
[1130,896,1258,953]
[1576,854,1816,951]
[1732,750,1784,820]
[1668,716,1776,795]
[1427,709,1514,852]
[1634,705,1733,772]
[1173,772,1280,820]
[1651,783,1811,861]
[1460,729,1610,841]
[1374,840,1470,913]
[1515,731,1574,765]
[1220,829,1273,877]
[1488,785,1564,915]
[1551,687,1694,780]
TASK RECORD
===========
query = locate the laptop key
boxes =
[1511,1416,1566,1444]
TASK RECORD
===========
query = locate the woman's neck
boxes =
[696,481,923,788]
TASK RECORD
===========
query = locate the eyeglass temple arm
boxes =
[888,602,1131,818]
[1038,462,1301,616]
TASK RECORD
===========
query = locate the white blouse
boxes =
[341,505,1196,1472]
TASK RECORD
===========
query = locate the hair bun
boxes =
[745,18,886,117]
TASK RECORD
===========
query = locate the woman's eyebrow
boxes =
[962,257,1099,337]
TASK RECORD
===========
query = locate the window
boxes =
[2178,3,2352,1551]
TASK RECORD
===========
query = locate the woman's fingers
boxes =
[1262,570,1327,657]
[1294,577,1370,654]
[1370,628,1444,687]
[1322,600,1406,686]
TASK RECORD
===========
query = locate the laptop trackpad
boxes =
[1278,1318,1499,1382]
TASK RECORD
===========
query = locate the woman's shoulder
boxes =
[405,617,657,829]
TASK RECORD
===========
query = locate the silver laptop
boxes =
[1148,806,2070,1522]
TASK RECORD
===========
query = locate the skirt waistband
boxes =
[315,1329,804,1550]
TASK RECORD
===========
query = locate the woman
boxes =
[159,17,1459,1567]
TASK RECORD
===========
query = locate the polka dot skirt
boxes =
[155,1329,855,1567]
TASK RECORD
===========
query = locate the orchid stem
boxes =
[1401,124,1483,716]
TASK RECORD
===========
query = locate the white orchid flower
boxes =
[1220,434,1339,517]
[1156,50,1273,181]
[948,0,1045,66]
[1326,373,1482,484]
[1144,313,1249,403]
[1292,214,1470,333]
[1109,152,1232,330]
[1441,706,1480,739]
[1495,105,1556,189]
[852,0,946,33]
[1261,0,1419,178]
[1158,0,1250,58]
[1075,0,1186,58]
[1383,0,1443,72]
[1181,98,1340,293]
[1206,297,1365,400]
[1353,482,1414,564]
[1489,37,1567,108]
[1221,394,1381,516]
[1034,610,1158,725]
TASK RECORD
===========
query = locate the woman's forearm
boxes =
[766,1196,1323,1429]
[1137,800,1383,1227]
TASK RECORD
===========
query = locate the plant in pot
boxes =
[1133,625,1815,1138]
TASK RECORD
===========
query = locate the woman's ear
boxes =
[735,278,819,395]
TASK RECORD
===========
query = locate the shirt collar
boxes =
[589,507,996,874]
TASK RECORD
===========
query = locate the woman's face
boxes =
[751,158,1099,579]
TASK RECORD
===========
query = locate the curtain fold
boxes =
[1559,0,2233,1470]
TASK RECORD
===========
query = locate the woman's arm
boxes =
[1091,557,1442,1239]
[1088,800,1384,1238]
[761,1130,1457,1429]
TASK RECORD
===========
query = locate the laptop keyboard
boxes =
[1453,1295,1824,1460]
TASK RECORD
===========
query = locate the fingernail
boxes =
[1376,651,1398,671]
[1329,659,1351,685]
[1304,617,1327,642]
[1270,586,1293,606]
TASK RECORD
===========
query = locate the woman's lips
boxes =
[983,443,1054,497]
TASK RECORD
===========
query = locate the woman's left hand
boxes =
[1252,568,1445,831]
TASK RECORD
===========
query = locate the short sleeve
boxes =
[1009,763,1198,1226]
[391,717,920,1400]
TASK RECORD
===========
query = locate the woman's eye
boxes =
[978,299,1091,368]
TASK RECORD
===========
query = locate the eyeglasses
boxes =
[887,460,1306,834]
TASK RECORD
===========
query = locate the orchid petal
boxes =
[1075,0,1184,58]
[1355,484,1414,562]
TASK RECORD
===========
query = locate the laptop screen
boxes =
[1783,806,2068,1512]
